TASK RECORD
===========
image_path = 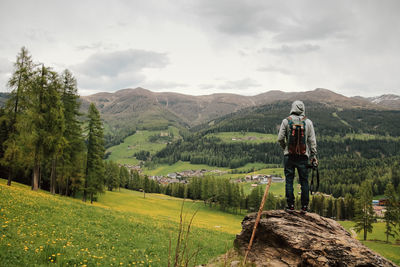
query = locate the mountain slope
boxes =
[81,88,383,130]
[353,94,400,110]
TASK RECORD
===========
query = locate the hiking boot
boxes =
[301,206,308,213]
[285,204,295,213]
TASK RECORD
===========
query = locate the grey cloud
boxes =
[25,28,55,42]
[143,80,187,90]
[0,58,12,74]
[74,49,169,77]
[261,44,320,55]
[219,78,261,90]
[257,66,292,75]
[75,42,116,51]
[77,71,145,93]
[198,84,215,90]
[188,1,351,42]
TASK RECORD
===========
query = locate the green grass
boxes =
[205,132,277,144]
[332,112,351,127]
[321,133,400,142]
[106,126,181,165]
[0,179,242,266]
[143,161,230,176]
[241,180,298,196]
[338,221,400,265]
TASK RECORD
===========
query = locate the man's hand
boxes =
[311,157,319,168]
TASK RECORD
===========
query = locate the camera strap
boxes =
[310,167,319,195]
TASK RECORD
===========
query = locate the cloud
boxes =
[77,71,145,94]
[74,49,169,77]
[0,58,12,74]
[0,58,13,90]
[219,78,261,90]
[72,49,170,92]
[257,66,293,75]
[143,80,188,90]
[260,44,320,55]
[188,1,351,41]
[75,42,116,51]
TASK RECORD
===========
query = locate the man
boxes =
[277,100,317,212]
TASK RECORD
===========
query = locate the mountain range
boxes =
[80,88,399,131]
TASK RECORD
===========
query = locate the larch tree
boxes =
[354,180,375,241]
[2,47,35,186]
[84,103,105,203]
[43,70,66,195]
[60,69,84,196]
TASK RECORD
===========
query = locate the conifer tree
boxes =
[383,183,398,243]
[43,70,65,194]
[18,64,53,190]
[119,165,129,190]
[59,69,84,196]
[2,47,35,186]
[104,161,119,191]
[84,103,105,203]
[354,180,375,240]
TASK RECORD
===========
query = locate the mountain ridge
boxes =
[81,87,398,132]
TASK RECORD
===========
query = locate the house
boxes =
[373,205,386,217]
[379,198,388,206]
[167,173,177,179]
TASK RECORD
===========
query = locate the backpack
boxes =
[287,116,307,155]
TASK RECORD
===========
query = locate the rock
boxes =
[234,210,397,267]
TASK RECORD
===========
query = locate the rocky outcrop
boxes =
[234,210,397,267]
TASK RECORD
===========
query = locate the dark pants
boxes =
[284,155,309,207]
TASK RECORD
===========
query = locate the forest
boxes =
[0,47,104,203]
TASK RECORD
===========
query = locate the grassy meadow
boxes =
[1,179,400,266]
[205,132,277,144]
[106,127,181,165]
[142,161,230,176]
[0,179,242,266]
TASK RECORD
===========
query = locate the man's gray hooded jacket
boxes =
[277,100,317,159]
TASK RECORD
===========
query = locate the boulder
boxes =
[234,210,397,267]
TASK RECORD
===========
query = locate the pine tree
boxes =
[344,193,356,220]
[354,180,375,240]
[84,103,105,203]
[59,69,84,196]
[391,163,400,189]
[104,161,119,191]
[18,64,53,190]
[2,47,35,186]
[383,183,398,243]
[43,70,65,195]
[119,165,129,190]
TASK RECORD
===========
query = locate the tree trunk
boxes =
[50,157,56,194]
[90,193,93,204]
[83,187,87,202]
[32,162,39,191]
[7,168,12,186]
[66,176,69,196]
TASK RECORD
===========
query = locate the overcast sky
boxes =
[1,0,399,97]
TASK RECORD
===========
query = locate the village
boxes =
[118,163,284,185]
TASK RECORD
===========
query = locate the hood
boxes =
[290,100,305,116]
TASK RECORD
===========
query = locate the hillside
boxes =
[354,94,400,110]
[3,180,398,266]
[0,179,242,266]
[80,88,392,147]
